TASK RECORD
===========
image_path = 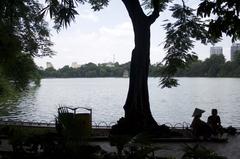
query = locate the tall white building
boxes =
[71,62,80,68]
[46,62,53,68]
[210,46,223,56]
[231,43,240,61]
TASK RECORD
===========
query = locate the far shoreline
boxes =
[40,77,240,79]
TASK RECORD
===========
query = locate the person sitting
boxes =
[191,108,212,139]
[207,109,223,135]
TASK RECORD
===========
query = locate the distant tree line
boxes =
[40,62,131,78]
[40,62,161,78]
[40,53,240,78]
[176,53,240,77]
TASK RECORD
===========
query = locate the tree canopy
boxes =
[0,0,54,59]
[0,0,54,96]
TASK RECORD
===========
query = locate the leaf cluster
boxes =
[197,0,240,42]
[0,0,54,58]
[161,3,219,88]
[160,0,240,88]
[42,0,109,30]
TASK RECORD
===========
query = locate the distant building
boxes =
[123,70,129,78]
[102,62,115,67]
[46,62,53,68]
[210,46,223,56]
[231,43,240,61]
[71,62,81,68]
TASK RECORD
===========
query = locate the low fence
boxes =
[0,119,55,128]
[0,118,193,130]
[0,118,239,131]
[92,121,193,129]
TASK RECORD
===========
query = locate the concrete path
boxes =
[93,134,240,159]
[1,134,239,158]
[153,135,240,159]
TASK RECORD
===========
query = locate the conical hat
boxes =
[192,108,205,117]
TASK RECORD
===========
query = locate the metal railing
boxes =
[0,118,239,131]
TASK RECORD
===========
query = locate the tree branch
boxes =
[148,0,160,25]
[122,0,147,23]
[148,9,159,24]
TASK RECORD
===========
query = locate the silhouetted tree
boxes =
[43,0,240,133]
[0,0,54,91]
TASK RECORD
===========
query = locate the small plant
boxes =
[110,132,175,159]
[181,144,227,159]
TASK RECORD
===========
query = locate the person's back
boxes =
[208,109,222,135]
[208,115,220,128]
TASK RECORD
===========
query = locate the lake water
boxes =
[0,78,240,127]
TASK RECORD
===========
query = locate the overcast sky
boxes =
[34,0,235,69]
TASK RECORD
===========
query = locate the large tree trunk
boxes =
[124,20,157,129]
[111,0,160,134]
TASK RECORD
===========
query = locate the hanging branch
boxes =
[160,1,219,88]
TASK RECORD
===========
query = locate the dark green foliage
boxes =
[182,144,227,159]
[40,62,131,78]
[0,72,16,100]
[161,0,240,88]
[232,50,240,65]
[197,0,240,42]
[2,125,175,159]
[42,0,174,30]
[43,0,109,30]
[149,63,163,77]
[0,0,53,97]
[175,54,240,77]
[0,0,54,58]
[176,54,225,77]
[40,55,240,78]
[161,3,219,88]
[4,54,41,89]
[0,52,41,95]
[43,67,58,77]
[6,130,104,159]
[205,54,225,77]
[88,0,109,11]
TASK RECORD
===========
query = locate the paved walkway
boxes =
[1,133,239,158]
[92,134,240,159]
[153,135,240,159]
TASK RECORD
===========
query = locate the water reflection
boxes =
[0,86,39,120]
